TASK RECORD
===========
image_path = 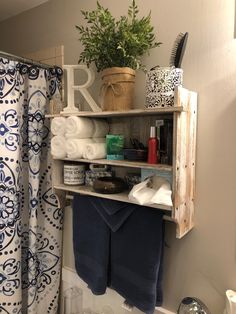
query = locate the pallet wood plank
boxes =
[172,87,197,238]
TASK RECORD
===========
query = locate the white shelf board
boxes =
[65,193,174,222]
[55,157,172,172]
[54,184,172,212]
[46,107,183,118]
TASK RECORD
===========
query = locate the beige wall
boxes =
[1,0,236,313]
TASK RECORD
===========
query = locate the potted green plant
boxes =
[76,0,161,111]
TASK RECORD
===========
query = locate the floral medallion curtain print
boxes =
[0,58,63,313]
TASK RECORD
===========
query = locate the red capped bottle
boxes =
[148,126,158,164]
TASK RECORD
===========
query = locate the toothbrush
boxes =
[169,32,189,68]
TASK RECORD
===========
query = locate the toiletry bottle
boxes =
[148,126,158,164]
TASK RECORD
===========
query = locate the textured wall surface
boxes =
[1,1,236,313]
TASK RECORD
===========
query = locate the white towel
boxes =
[51,135,67,159]
[128,180,156,205]
[65,116,94,139]
[128,176,173,207]
[83,143,106,160]
[93,137,106,143]
[150,176,173,207]
[51,117,67,136]
[66,138,94,159]
[92,119,109,138]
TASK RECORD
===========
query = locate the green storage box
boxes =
[106,135,124,160]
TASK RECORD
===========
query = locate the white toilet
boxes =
[224,290,236,314]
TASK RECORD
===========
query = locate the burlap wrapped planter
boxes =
[101,67,135,111]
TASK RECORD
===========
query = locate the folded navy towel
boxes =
[94,196,130,215]
[73,194,110,295]
[92,197,135,232]
[110,206,164,314]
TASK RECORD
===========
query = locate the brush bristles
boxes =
[170,32,188,68]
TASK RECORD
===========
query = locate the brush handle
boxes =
[176,32,188,68]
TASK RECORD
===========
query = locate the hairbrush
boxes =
[170,32,188,68]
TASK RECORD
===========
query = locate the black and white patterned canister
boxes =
[145,67,183,108]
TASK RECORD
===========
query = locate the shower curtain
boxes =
[0,57,63,313]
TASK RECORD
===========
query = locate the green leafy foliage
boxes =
[76,0,161,71]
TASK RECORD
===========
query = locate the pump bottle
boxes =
[148,126,158,164]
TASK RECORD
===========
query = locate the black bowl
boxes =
[93,177,127,194]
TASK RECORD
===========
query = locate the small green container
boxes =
[106,135,124,160]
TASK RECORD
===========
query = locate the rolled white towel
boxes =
[65,116,94,138]
[51,117,67,136]
[66,138,94,159]
[83,143,106,160]
[93,137,106,143]
[92,119,109,138]
[51,135,67,159]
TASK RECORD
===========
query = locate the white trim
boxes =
[155,307,176,314]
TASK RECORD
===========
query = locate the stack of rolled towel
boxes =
[51,116,109,160]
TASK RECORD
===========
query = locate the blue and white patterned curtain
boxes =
[0,57,63,313]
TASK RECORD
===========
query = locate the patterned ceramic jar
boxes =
[145,66,183,108]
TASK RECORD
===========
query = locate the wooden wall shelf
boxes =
[51,86,197,239]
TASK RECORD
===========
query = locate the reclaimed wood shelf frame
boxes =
[49,86,197,238]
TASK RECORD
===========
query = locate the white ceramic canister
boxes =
[145,66,183,108]
[64,162,85,185]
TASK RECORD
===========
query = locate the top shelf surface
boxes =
[45,107,183,118]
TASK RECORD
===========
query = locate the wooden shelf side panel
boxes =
[172,88,197,238]
[52,159,64,187]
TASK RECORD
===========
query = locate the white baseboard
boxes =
[62,267,176,314]
[155,307,176,314]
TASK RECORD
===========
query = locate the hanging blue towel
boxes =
[73,194,164,313]
[73,194,110,294]
[73,194,135,294]
[110,206,164,314]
